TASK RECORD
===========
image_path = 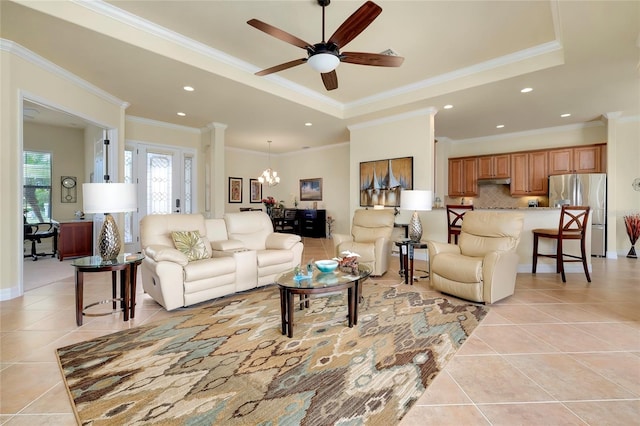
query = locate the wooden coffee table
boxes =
[275,265,371,338]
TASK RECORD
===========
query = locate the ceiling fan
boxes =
[247,0,404,91]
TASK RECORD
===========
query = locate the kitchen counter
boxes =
[405,208,591,274]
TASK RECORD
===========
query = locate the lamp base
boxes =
[408,211,423,242]
[98,213,122,261]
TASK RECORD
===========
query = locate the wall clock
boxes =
[61,176,77,203]
[633,178,640,192]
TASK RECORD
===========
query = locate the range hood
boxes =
[478,178,511,185]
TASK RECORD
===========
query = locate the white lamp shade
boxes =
[307,53,340,73]
[83,183,137,214]
[400,190,433,211]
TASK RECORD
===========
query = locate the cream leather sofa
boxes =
[140,212,303,310]
[332,208,395,276]
[426,211,524,304]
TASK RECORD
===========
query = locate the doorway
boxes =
[125,141,197,253]
[20,96,112,295]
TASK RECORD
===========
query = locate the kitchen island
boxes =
[403,207,592,274]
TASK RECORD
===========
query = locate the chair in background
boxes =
[24,220,57,261]
[532,205,591,283]
[446,204,474,244]
[332,209,395,276]
[427,211,525,304]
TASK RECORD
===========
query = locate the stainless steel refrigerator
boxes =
[548,173,607,257]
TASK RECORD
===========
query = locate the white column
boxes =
[603,111,622,259]
[205,122,227,219]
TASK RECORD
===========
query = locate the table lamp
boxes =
[400,190,433,242]
[83,183,136,261]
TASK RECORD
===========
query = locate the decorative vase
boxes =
[623,213,639,259]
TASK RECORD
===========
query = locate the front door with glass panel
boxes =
[124,143,195,253]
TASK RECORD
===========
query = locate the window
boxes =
[23,151,52,223]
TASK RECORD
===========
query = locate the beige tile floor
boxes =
[1,238,639,425]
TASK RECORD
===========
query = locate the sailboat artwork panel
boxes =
[359,157,413,207]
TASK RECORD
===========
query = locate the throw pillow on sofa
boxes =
[171,230,210,261]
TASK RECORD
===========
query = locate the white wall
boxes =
[611,117,640,256]
[224,143,351,234]
[349,109,436,229]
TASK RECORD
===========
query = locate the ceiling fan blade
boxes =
[321,71,338,91]
[247,19,313,50]
[328,1,382,48]
[341,52,404,67]
[255,58,306,76]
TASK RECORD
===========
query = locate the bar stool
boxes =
[446,204,474,244]
[532,205,591,283]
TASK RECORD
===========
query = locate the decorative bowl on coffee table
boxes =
[315,260,338,273]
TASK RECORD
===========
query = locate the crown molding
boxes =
[1,38,128,109]
[126,115,201,134]
[452,121,604,145]
[348,107,438,131]
[279,141,350,157]
[75,0,343,113]
[205,122,228,130]
[346,41,563,110]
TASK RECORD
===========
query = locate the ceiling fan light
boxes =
[307,53,340,73]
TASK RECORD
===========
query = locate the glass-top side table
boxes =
[395,240,429,285]
[72,253,144,326]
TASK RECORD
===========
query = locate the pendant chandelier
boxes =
[258,140,280,187]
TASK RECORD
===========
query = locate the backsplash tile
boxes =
[444,184,548,208]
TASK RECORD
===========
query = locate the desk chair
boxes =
[24,222,57,261]
[532,205,591,283]
[446,204,474,244]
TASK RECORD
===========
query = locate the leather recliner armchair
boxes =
[427,211,525,304]
[332,209,395,276]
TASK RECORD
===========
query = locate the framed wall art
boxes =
[228,177,243,203]
[250,178,262,203]
[359,156,413,207]
[300,178,323,201]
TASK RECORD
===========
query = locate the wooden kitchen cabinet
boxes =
[510,151,548,196]
[56,220,93,261]
[548,145,602,175]
[448,157,478,196]
[478,154,510,179]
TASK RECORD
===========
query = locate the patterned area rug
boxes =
[57,282,488,425]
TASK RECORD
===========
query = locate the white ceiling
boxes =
[3,0,639,154]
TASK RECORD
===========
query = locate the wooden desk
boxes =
[56,220,93,261]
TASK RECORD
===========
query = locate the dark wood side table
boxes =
[71,253,144,326]
[275,265,371,338]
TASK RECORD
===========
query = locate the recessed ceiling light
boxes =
[183,86,194,92]
[177,112,186,117]
[520,87,533,93]
[496,124,505,129]
[304,122,313,126]
[443,104,453,109]
[561,113,571,118]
